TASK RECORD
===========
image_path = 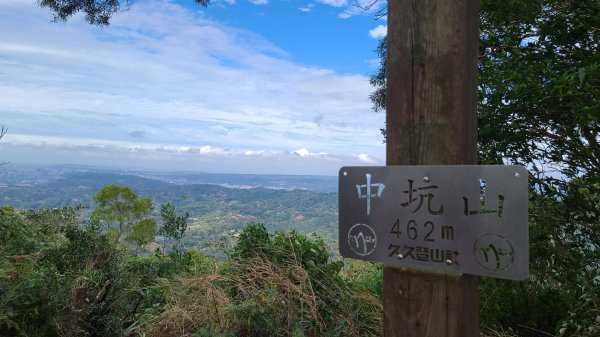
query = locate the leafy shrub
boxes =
[0,207,151,336]
[342,260,383,301]
[0,207,81,336]
[558,269,600,337]
[140,224,382,337]
[228,223,382,337]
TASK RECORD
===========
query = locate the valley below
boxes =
[0,164,339,253]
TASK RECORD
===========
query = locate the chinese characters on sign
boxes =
[401,178,444,215]
[355,173,385,216]
[339,166,529,280]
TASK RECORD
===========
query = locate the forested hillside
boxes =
[0,167,338,252]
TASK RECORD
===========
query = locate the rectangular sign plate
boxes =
[339,165,529,280]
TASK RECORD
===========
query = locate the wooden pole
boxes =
[384,0,480,336]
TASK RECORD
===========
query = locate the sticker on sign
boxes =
[338,165,529,280]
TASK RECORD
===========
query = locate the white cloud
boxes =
[249,0,268,4]
[294,148,311,157]
[316,0,348,7]
[338,0,386,19]
[199,145,216,154]
[0,0,385,175]
[369,25,387,39]
[299,4,314,12]
[357,153,376,164]
[292,148,331,158]
[0,136,370,174]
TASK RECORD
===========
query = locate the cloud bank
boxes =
[0,0,385,175]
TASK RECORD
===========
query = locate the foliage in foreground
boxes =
[0,206,211,337]
[138,224,382,337]
[0,207,382,337]
[3,184,599,337]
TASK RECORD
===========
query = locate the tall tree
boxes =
[91,185,154,244]
[371,0,600,182]
[159,203,188,253]
[370,0,600,335]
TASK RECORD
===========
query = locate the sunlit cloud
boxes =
[369,24,387,39]
[357,153,376,164]
[316,0,348,7]
[292,148,331,158]
[0,0,385,175]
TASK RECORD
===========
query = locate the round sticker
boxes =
[348,223,377,256]
[473,233,515,271]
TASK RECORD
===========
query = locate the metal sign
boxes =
[339,165,529,280]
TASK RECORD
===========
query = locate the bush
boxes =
[558,269,600,337]
[139,224,383,337]
[227,224,382,337]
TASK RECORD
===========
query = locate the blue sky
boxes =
[0,0,387,175]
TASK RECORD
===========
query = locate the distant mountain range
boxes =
[0,164,339,253]
[0,164,337,192]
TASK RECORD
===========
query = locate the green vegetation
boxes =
[0,171,338,252]
[0,200,382,337]
[3,181,584,337]
[159,203,189,253]
[91,185,155,246]
[8,0,600,335]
